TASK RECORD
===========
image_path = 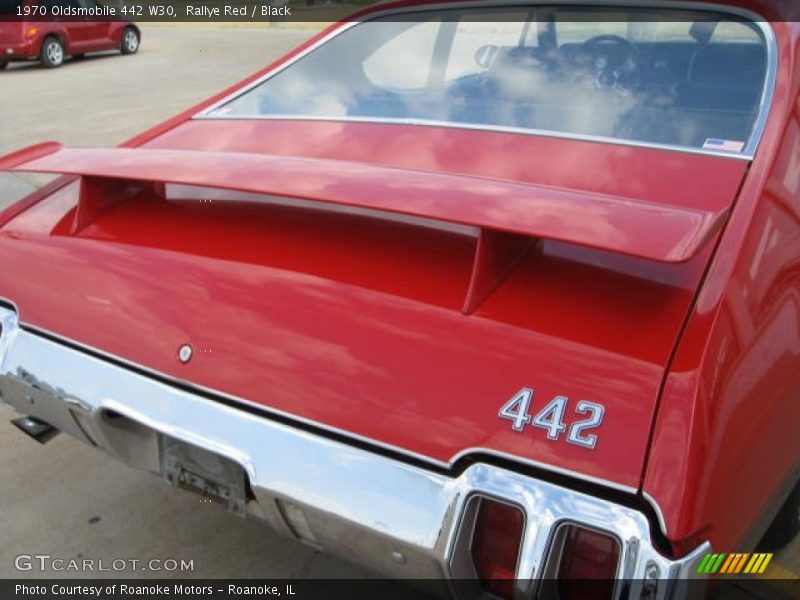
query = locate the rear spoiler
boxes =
[0,142,727,266]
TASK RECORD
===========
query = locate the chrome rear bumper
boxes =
[0,306,707,598]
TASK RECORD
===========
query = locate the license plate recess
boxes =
[159,435,247,516]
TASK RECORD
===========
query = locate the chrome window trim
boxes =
[0,303,709,597]
[194,0,778,161]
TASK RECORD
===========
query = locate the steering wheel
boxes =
[575,34,641,95]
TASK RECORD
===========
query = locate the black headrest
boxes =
[690,43,766,87]
[689,21,717,44]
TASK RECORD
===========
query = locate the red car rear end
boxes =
[0,1,798,596]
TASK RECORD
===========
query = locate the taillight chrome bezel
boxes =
[444,464,708,600]
[538,521,623,599]
[449,493,527,599]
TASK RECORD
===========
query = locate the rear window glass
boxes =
[210,6,771,155]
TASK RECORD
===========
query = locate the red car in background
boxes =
[0,0,139,68]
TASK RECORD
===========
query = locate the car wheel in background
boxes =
[40,37,65,68]
[0,60,7,70]
[758,481,800,550]
[121,28,139,55]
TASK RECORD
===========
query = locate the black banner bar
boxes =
[1,0,799,23]
[2,579,800,600]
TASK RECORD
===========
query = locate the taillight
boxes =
[470,498,524,599]
[551,525,620,599]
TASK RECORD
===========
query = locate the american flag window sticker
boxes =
[703,138,745,152]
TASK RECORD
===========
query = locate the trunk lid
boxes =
[0,121,749,489]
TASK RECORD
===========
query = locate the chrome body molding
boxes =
[643,491,670,538]
[9,309,640,497]
[195,0,778,161]
[0,306,707,597]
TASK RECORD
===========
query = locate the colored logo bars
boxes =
[697,553,773,574]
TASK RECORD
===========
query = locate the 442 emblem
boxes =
[498,388,604,449]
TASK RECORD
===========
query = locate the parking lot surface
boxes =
[0,24,798,586]
[0,25,319,205]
